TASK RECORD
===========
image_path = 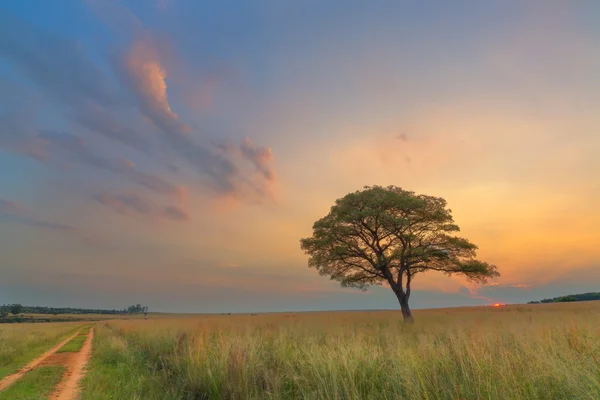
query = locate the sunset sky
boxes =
[1,1,599,313]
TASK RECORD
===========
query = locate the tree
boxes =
[0,306,8,318]
[126,304,148,316]
[10,303,24,316]
[300,186,499,322]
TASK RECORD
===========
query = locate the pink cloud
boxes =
[122,39,184,132]
[240,137,276,183]
[113,23,277,202]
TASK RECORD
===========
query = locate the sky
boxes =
[1,0,599,313]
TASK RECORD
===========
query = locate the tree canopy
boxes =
[300,185,499,321]
[127,304,149,314]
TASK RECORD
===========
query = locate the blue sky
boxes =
[1,0,599,312]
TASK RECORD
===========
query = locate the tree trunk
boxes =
[395,291,414,323]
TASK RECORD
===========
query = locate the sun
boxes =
[493,303,503,307]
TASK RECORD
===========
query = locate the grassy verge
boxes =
[56,328,90,353]
[0,323,82,379]
[80,324,180,400]
[80,303,600,400]
[0,366,64,400]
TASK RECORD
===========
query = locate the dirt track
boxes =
[49,328,94,400]
[0,330,81,391]
[0,327,94,399]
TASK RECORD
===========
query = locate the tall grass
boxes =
[0,323,81,379]
[82,302,600,399]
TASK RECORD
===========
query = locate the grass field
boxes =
[80,302,600,400]
[0,366,64,400]
[0,323,82,379]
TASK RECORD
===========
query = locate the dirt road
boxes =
[0,330,81,391]
[49,327,94,400]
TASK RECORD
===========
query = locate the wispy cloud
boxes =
[73,104,153,154]
[1,7,277,208]
[162,205,190,222]
[90,0,278,201]
[485,282,533,289]
[0,198,101,245]
[94,193,153,216]
[240,137,276,183]
[94,192,190,222]
[115,36,276,198]
[0,127,184,199]
[0,13,117,108]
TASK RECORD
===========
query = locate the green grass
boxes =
[0,323,82,379]
[80,302,600,400]
[56,328,90,353]
[80,327,174,400]
[0,366,64,400]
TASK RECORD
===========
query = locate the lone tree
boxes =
[300,186,499,322]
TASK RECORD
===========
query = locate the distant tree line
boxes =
[0,303,150,317]
[528,292,600,304]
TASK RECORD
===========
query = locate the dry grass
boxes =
[82,302,600,399]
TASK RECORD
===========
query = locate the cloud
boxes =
[0,12,116,108]
[86,0,145,38]
[0,126,184,199]
[94,193,152,216]
[485,282,532,289]
[0,198,100,244]
[455,281,537,305]
[240,137,276,182]
[94,192,190,222]
[0,199,27,218]
[127,168,186,199]
[162,205,190,221]
[0,13,154,155]
[182,74,221,112]
[115,37,242,194]
[73,104,153,154]
[2,6,277,205]
[0,12,153,156]
[112,25,276,200]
